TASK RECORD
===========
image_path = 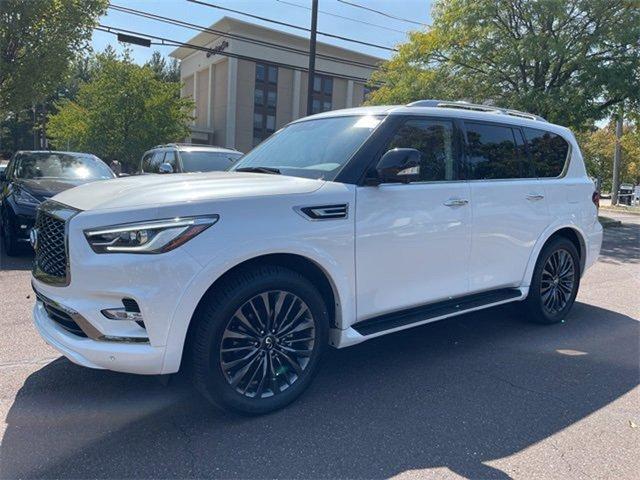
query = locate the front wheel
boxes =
[523,237,580,324]
[1,210,20,256]
[191,265,329,414]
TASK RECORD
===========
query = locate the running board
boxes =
[352,288,522,336]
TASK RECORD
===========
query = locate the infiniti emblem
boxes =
[29,228,38,250]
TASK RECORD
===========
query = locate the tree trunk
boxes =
[611,107,623,205]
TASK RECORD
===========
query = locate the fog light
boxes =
[101,308,143,321]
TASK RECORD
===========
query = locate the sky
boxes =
[92,0,433,64]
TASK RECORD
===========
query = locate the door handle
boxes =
[526,194,545,201]
[443,198,469,207]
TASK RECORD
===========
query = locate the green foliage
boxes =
[47,51,194,171]
[579,121,640,191]
[0,0,108,114]
[145,51,181,83]
[369,0,640,129]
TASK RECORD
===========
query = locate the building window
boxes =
[311,75,333,114]
[254,62,278,146]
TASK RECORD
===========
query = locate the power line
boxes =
[186,0,398,52]
[108,4,382,70]
[275,0,407,34]
[96,24,383,85]
[337,0,429,28]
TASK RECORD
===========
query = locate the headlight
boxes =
[14,188,41,207]
[84,215,219,254]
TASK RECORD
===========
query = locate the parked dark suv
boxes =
[0,151,115,255]
[139,144,243,174]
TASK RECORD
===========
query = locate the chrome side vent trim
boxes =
[295,204,349,221]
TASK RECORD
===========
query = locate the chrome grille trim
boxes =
[32,201,79,286]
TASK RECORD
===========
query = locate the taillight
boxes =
[592,191,600,209]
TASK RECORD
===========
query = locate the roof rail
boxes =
[406,99,546,122]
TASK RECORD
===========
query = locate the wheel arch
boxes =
[174,252,342,373]
[523,224,587,287]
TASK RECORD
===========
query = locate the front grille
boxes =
[33,201,78,286]
[35,212,67,278]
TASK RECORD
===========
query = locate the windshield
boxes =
[231,115,383,180]
[14,153,114,180]
[180,151,242,172]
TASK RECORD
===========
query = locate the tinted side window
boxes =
[164,151,178,170]
[387,119,458,181]
[523,128,569,177]
[141,152,154,173]
[466,122,529,180]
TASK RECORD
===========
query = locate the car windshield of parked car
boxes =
[231,115,383,180]
[14,153,114,180]
[180,151,243,172]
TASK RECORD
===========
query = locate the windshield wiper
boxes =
[235,166,281,175]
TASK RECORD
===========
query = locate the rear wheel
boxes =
[191,265,329,414]
[524,237,580,324]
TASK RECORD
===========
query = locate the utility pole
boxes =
[611,106,623,205]
[306,0,319,116]
[32,105,37,149]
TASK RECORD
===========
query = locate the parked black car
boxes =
[0,151,115,255]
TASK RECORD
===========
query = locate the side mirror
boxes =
[372,148,422,185]
[158,163,173,174]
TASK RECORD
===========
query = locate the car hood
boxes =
[51,171,325,211]
[15,178,93,201]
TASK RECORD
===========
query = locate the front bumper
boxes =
[34,299,165,374]
[31,226,205,375]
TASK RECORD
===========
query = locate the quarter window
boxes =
[523,128,569,177]
[465,122,531,180]
[387,119,458,181]
[311,75,333,114]
[254,62,278,146]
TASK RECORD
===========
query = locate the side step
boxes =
[352,288,522,336]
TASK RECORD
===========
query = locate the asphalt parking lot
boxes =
[0,214,638,479]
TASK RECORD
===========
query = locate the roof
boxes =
[169,16,384,66]
[292,103,571,136]
[148,144,240,153]
[15,150,96,156]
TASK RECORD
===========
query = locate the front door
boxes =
[355,117,472,322]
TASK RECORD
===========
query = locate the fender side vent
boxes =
[297,204,348,220]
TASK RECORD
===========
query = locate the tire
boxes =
[523,236,580,324]
[1,210,20,256]
[191,264,329,415]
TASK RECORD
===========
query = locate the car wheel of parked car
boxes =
[524,236,580,324]
[191,265,329,414]
[1,210,20,256]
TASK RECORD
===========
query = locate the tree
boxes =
[368,0,640,129]
[47,51,194,170]
[579,119,640,192]
[145,51,181,83]
[0,0,108,114]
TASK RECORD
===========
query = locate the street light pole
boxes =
[306,0,319,116]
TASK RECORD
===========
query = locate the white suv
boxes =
[31,101,602,414]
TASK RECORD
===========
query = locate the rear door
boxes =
[355,116,472,321]
[464,121,550,292]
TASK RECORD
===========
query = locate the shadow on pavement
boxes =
[599,220,640,265]
[1,302,638,479]
[0,237,33,272]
